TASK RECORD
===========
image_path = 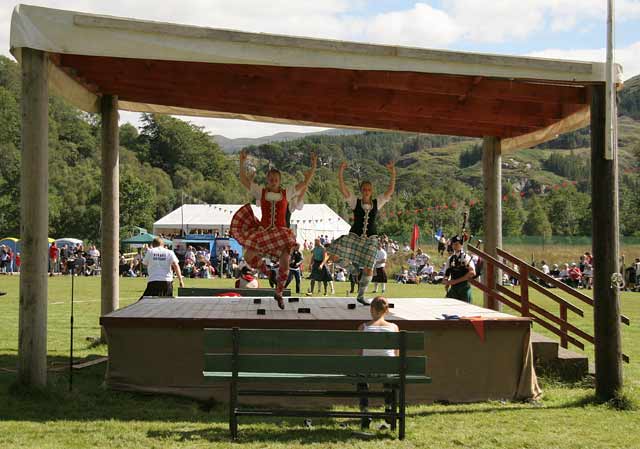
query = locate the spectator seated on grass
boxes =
[396,268,408,284]
[566,263,582,288]
[182,260,195,278]
[418,262,434,283]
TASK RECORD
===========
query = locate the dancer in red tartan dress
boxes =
[231,150,317,308]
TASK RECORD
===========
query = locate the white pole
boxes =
[604,0,616,160]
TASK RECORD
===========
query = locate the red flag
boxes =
[410,223,420,251]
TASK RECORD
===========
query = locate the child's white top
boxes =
[362,323,397,357]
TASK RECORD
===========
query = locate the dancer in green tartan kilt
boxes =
[328,160,396,305]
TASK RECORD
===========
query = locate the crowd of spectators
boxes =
[48,242,101,276]
[0,244,19,274]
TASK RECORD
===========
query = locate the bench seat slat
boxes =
[204,328,425,351]
[204,353,426,375]
[203,371,432,384]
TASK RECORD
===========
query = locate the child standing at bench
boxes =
[358,296,398,429]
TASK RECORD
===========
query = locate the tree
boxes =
[120,169,155,231]
[523,197,552,238]
[502,194,526,237]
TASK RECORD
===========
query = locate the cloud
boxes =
[441,0,640,42]
[118,111,329,139]
[527,40,640,80]
[361,3,461,48]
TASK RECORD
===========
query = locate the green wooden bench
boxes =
[203,328,431,440]
[179,287,291,297]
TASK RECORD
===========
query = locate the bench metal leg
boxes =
[229,388,238,440]
[390,386,397,431]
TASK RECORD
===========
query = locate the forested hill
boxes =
[0,54,638,243]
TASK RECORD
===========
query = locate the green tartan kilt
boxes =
[327,233,378,269]
[446,282,472,303]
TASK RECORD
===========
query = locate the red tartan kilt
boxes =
[230,204,297,257]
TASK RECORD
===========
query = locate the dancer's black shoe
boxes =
[274,293,285,309]
[356,297,370,306]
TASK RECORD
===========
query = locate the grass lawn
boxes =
[0,275,638,449]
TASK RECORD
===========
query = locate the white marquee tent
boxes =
[153,204,351,244]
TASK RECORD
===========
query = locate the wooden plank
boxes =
[72,356,109,370]
[203,371,432,383]
[109,88,536,137]
[497,248,594,306]
[56,54,586,138]
[81,74,572,127]
[59,54,590,105]
[528,282,584,316]
[204,354,426,375]
[203,329,424,351]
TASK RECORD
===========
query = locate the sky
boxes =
[2,0,639,138]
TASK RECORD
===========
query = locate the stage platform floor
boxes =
[100,296,540,404]
[101,296,528,330]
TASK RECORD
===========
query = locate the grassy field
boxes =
[0,275,638,449]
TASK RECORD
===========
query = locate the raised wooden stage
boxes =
[100,296,541,403]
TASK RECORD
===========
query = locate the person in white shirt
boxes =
[372,243,388,293]
[140,237,184,299]
[541,261,550,275]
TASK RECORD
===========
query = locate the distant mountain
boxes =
[620,74,640,120]
[213,128,364,153]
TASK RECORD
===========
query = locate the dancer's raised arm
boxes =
[239,150,252,190]
[338,161,352,199]
[383,161,396,199]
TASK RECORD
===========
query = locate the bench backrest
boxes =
[204,328,426,376]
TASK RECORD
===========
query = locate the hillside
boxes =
[213,128,364,153]
[620,74,640,120]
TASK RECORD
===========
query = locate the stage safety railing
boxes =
[466,245,630,363]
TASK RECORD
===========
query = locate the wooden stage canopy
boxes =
[10,3,624,399]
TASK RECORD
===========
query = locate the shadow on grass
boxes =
[409,393,617,418]
[0,354,226,424]
[147,424,395,444]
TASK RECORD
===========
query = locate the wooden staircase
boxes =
[531,332,589,381]
[466,244,630,381]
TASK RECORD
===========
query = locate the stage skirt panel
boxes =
[327,232,378,269]
[230,204,297,257]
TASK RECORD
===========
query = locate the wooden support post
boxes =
[590,84,623,399]
[519,266,530,317]
[482,136,502,310]
[100,95,119,340]
[18,48,49,387]
[560,305,568,349]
